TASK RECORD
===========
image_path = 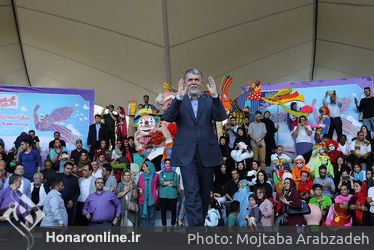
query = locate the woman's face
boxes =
[128,138,134,146]
[252,162,259,170]
[264,112,270,119]
[361,126,367,133]
[164,160,171,169]
[283,179,291,190]
[123,172,131,182]
[353,183,361,194]
[220,138,226,145]
[238,129,244,136]
[258,172,264,182]
[337,157,344,165]
[98,155,105,162]
[341,171,349,177]
[292,103,297,110]
[81,153,87,161]
[366,170,372,180]
[220,165,226,173]
[142,164,149,173]
[237,163,244,170]
[116,141,122,148]
[256,190,264,200]
[354,165,361,173]
[249,197,256,206]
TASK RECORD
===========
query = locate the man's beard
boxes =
[188,85,201,96]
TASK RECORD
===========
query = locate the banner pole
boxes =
[277,104,279,145]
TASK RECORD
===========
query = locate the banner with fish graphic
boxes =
[235,77,373,156]
[0,85,94,159]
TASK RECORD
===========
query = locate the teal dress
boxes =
[158,171,178,199]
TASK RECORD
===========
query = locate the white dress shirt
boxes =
[78,176,92,202]
[322,95,342,118]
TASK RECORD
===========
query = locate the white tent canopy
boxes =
[1,0,373,107]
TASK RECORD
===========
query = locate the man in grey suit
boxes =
[76,163,96,225]
[163,68,227,226]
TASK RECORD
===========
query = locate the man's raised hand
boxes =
[178,78,187,98]
[207,76,218,96]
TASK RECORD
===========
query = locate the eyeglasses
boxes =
[284,182,290,185]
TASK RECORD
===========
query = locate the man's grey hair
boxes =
[9,174,22,185]
[33,172,44,180]
[184,68,202,81]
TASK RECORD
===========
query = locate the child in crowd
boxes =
[245,194,262,230]
[352,163,366,182]
[204,197,223,226]
[226,200,240,227]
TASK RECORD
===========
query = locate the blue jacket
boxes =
[163,94,227,167]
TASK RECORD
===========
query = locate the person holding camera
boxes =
[337,169,354,193]
[355,87,374,132]
[226,116,239,150]
[322,90,343,139]
[101,105,117,150]
[49,139,68,173]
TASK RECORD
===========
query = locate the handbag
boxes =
[127,193,138,213]
[286,200,311,215]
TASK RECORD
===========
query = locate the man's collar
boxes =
[188,93,201,100]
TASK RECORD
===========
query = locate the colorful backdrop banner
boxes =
[0,85,94,159]
[247,76,373,156]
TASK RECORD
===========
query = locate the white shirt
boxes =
[271,153,291,162]
[78,176,92,202]
[92,168,102,178]
[338,142,351,156]
[322,95,342,118]
[175,167,184,190]
[368,187,374,213]
[350,140,372,156]
[292,125,313,144]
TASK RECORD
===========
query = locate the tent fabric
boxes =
[1,0,373,107]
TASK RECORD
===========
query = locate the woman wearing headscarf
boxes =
[261,111,278,166]
[287,102,298,132]
[348,180,370,226]
[112,140,125,160]
[280,178,307,226]
[137,161,158,226]
[255,187,274,227]
[116,170,138,226]
[251,170,273,201]
[236,161,248,180]
[333,156,350,189]
[234,127,251,149]
[116,106,127,142]
[213,164,231,196]
[127,136,137,162]
[219,136,230,166]
[77,151,90,177]
[158,159,178,226]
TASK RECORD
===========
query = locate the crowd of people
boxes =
[0,79,374,229]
